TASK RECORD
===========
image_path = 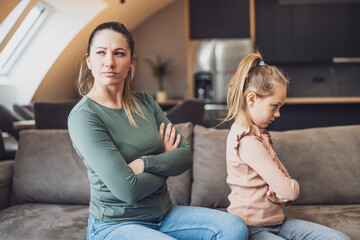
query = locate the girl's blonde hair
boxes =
[77,22,146,127]
[222,52,289,124]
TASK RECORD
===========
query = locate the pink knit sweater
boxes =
[226,123,300,226]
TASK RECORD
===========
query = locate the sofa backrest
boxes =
[271,125,360,205]
[11,130,90,205]
[166,122,193,206]
[12,123,360,207]
[191,126,231,208]
[11,122,194,206]
[190,124,360,208]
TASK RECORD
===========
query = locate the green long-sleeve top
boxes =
[68,92,192,223]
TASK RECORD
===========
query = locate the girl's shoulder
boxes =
[229,123,267,155]
[230,123,263,140]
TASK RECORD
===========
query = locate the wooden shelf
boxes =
[285,97,360,104]
[13,120,35,130]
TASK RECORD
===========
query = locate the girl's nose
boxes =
[274,110,280,118]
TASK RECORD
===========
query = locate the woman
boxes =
[68,21,248,240]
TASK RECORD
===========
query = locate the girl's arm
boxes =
[68,109,166,204]
[140,94,193,177]
[267,189,293,205]
[239,135,300,201]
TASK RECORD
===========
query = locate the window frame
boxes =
[0,1,48,75]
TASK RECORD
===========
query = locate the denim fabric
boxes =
[87,206,248,240]
[248,218,350,240]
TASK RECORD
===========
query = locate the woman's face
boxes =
[86,29,135,88]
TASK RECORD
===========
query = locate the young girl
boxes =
[223,52,350,240]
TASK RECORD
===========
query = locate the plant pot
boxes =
[156,91,167,103]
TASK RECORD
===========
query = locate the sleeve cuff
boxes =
[141,156,153,173]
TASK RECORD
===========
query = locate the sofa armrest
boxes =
[0,160,14,210]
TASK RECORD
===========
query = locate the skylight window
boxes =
[0,1,47,74]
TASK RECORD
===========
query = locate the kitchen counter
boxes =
[202,97,360,130]
[285,97,360,104]
[204,97,360,109]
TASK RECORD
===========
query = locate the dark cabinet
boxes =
[190,0,250,39]
[256,0,360,63]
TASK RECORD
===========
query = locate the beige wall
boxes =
[132,0,187,99]
[31,0,174,103]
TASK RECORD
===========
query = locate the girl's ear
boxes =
[246,91,257,107]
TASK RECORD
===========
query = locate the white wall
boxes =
[0,83,16,110]
[0,0,106,107]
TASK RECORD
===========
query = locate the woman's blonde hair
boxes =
[77,22,146,127]
[222,52,289,124]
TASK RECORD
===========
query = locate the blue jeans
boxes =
[87,206,248,240]
[248,218,350,240]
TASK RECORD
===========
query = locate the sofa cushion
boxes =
[0,203,88,240]
[167,122,193,206]
[0,160,13,210]
[284,204,360,240]
[190,124,360,208]
[271,125,360,205]
[12,123,194,206]
[12,130,90,205]
[190,125,230,208]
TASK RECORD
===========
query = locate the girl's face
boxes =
[86,29,135,88]
[246,82,287,129]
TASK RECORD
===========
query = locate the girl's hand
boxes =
[128,158,144,174]
[159,123,181,152]
[266,189,289,205]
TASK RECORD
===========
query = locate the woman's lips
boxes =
[102,72,117,76]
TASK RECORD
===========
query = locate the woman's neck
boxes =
[87,84,124,109]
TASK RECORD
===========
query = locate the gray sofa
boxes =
[0,123,359,240]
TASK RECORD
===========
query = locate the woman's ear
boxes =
[86,55,91,69]
[131,55,136,67]
[246,91,257,107]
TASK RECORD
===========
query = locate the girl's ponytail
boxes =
[220,51,288,126]
[222,52,263,124]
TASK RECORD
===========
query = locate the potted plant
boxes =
[144,55,172,102]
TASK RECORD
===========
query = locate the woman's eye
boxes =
[115,52,125,56]
[96,51,105,55]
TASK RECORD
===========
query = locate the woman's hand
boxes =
[128,158,144,175]
[159,123,181,152]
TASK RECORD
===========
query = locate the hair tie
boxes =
[258,61,265,66]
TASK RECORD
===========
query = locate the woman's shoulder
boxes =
[132,91,155,103]
[68,96,100,121]
[131,91,159,112]
[70,96,93,112]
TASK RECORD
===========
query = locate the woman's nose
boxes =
[105,54,115,68]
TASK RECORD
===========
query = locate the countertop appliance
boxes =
[192,39,252,103]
